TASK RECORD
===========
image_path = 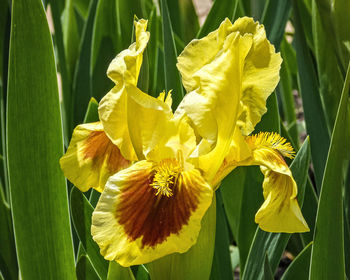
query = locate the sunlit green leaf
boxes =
[7,0,76,277]
[309,56,350,280]
[293,0,330,191]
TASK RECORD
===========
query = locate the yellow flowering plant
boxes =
[5,0,350,279]
[60,17,308,267]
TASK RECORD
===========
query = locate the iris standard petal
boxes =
[126,84,196,161]
[59,122,130,192]
[178,31,253,182]
[106,19,150,86]
[91,160,213,266]
[233,17,283,135]
[98,19,150,160]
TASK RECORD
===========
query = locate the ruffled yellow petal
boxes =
[126,84,196,162]
[232,17,282,135]
[98,19,150,161]
[177,19,253,181]
[59,122,130,192]
[106,19,149,86]
[91,160,213,266]
[242,133,309,232]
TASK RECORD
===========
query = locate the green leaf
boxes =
[345,163,350,278]
[221,167,246,244]
[147,7,159,97]
[74,0,91,19]
[254,92,280,134]
[49,0,71,143]
[261,0,292,48]
[197,0,238,39]
[236,167,264,273]
[91,0,120,101]
[242,139,311,280]
[107,261,135,280]
[160,0,184,110]
[281,242,312,280]
[178,0,200,44]
[137,48,149,93]
[0,187,17,280]
[313,0,346,74]
[7,0,76,277]
[165,0,182,39]
[70,187,108,279]
[0,0,9,83]
[278,40,298,146]
[309,56,350,280]
[148,196,216,280]
[117,0,143,48]
[83,98,99,123]
[62,0,80,81]
[134,265,150,280]
[293,0,330,191]
[312,0,343,132]
[263,253,274,280]
[72,0,98,126]
[333,0,350,66]
[210,190,233,280]
[76,255,100,280]
[0,80,8,200]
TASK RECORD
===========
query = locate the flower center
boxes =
[151,158,182,197]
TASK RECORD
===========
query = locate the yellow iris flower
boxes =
[60,17,309,267]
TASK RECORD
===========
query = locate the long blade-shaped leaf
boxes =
[210,190,233,280]
[160,0,183,110]
[261,0,291,48]
[281,242,312,280]
[312,0,343,131]
[0,186,17,279]
[91,0,120,101]
[72,0,98,126]
[70,187,108,279]
[76,255,100,280]
[196,0,238,39]
[7,0,76,278]
[309,58,350,280]
[293,0,330,191]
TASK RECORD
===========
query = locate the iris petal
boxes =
[250,147,309,233]
[218,132,309,233]
[177,22,253,181]
[98,19,150,161]
[91,160,213,266]
[59,122,130,192]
